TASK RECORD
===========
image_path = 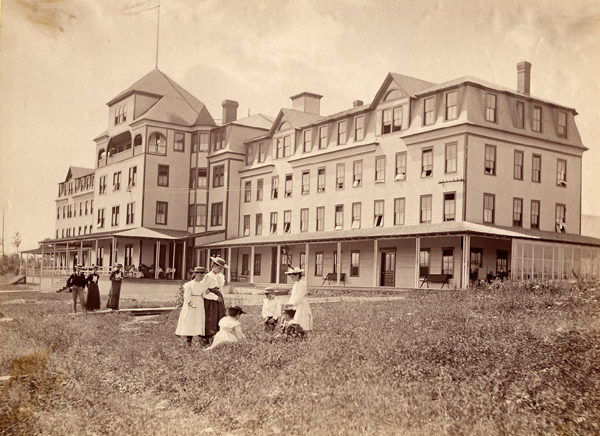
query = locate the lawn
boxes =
[1,279,599,435]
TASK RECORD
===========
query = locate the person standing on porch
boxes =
[106,263,123,310]
[285,267,313,332]
[175,266,219,346]
[67,265,87,313]
[86,265,101,311]
[203,256,228,344]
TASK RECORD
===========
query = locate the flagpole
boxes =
[155,5,160,69]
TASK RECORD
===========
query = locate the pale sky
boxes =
[0,0,599,252]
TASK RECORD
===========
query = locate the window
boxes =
[284,174,293,198]
[484,145,496,175]
[556,159,567,186]
[113,171,121,191]
[374,200,384,227]
[210,203,223,226]
[395,152,407,181]
[157,165,169,187]
[394,198,405,225]
[271,176,279,199]
[213,130,225,151]
[382,108,393,134]
[445,143,457,173]
[97,208,105,229]
[299,252,306,271]
[532,105,542,132]
[375,156,385,182]
[126,202,135,225]
[557,111,567,137]
[336,164,345,189]
[353,160,362,187]
[90,200,93,214]
[445,91,457,120]
[283,210,291,233]
[195,204,206,227]
[196,168,208,188]
[317,168,325,193]
[555,204,566,226]
[420,195,432,223]
[189,168,198,189]
[128,166,137,187]
[442,249,454,277]
[283,135,291,157]
[111,205,120,227]
[421,149,433,177]
[514,151,524,180]
[315,252,323,276]
[300,208,309,232]
[270,212,278,234]
[483,193,495,223]
[530,200,540,229]
[243,181,252,202]
[243,215,250,236]
[57,207,60,219]
[188,205,196,227]
[516,101,525,128]
[275,138,283,159]
[335,205,343,230]
[155,202,167,225]
[256,179,263,201]
[318,126,327,149]
[419,249,430,277]
[301,171,310,195]
[354,115,364,141]
[79,203,82,216]
[191,132,199,153]
[241,254,249,275]
[424,97,435,125]
[246,145,253,165]
[254,253,262,276]
[303,130,312,152]
[513,198,523,227]
[174,132,185,152]
[316,206,325,231]
[352,202,361,229]
[199,133,209,152]
[258,142,266,162]
[532,154,541,183]
[392,106,403,132]
[443,193,455,222]
[485,93,497,122]
[212,165,224,187]
[350,251,360,276]
[255,213,262,235]
[148,132,166,154]
[337,120,347,145]
[78,226,81,236]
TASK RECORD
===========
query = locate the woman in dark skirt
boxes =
[86,265,101,311]
[106,263,123,310]
[202,257,228,344]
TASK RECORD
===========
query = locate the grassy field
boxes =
[1,279,599,435]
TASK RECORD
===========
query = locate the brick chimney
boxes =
[290,92,322,115]
[517,61,531,96]
[222,100,239,124]
[353,100,364,107]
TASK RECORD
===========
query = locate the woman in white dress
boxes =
[175,266,219,346]
[285,267,313,331]
[205,306,246,351]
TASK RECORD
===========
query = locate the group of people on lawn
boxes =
[175,256,313,350]
[61,263,124,313]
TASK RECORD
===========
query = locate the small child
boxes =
[261,289,281,331]
[205,306,246,351]
[280,307,306,339]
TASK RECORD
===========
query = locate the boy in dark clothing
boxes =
[67,265,87,313]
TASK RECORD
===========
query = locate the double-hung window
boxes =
[557,111,567,137]
[375,156,385,182]
[271,176,279,199]
[445,91,457,120]
[283,211,291,233]
[420,195,432,223]
[443,193,455,222]
[244,181,252,202]
[303,130,312,152]
[334,205,343,230]
[300,208,308,232]
[352,202,361,229]
[316,207,325,231]
[318,126,327,149]
[395,152,406,181]
[424,97,435,125]
[336,164,345,189]
[270,212,278,234]
[284,174,293,198]
[354,116,364,141]
[532,105,542,132]
[531,200,540,229]
[373,200,384,227]
[394,198,405,225]
[513,198,523,227]
[484,145,496,175]
[337,120,347,145]
[483,193,495,223]
[301,171,310,195]
[485,93,497,122]
[514,151,524,180]
[532,154,542,183]
[556,159,567,187]
[212,165,224,187]
[352,160,362,187]
[421,149,433,177]
[256,179,263,201]
[317,168,325,192]
[445,143,457,173]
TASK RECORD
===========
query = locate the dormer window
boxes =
[424,97,435,125]
[246,145,253,165]
[557,111,567,137]
[303,130,312,152]
[445,91,457,120]
[485,93,497,122]
[382,106,402,134]
[532,105,542,132]
[337,120,347,145]
[114,104,127,125]
[318,126,327,149]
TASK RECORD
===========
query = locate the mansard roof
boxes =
[64,166,94,183]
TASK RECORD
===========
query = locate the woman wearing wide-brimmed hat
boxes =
[106,263,123,310]
[85,265,101,311]
[175,266,219,346]
[284,267,313,331]
[202,256,228,343]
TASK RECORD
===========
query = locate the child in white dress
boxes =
[262,289,281,331]
[204,306,246,351]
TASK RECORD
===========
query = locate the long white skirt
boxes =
[175,296,206,336]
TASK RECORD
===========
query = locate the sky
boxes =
[0,0,599,252]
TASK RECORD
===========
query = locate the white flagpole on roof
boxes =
[121,0,161,69]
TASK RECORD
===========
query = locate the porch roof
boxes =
[205,221,535,248]
[115,227,192,240]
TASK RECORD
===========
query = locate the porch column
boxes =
[206,249,211,269]
[53,243,57,274]
[276,244,281,284]
[155,240,160,279]
[414,237,421,288]
[94,239,99,266]
[66,242,70,272]
[336,241,342,285]
[305,243,310,287]
[182,240,187,280]
[139,240,143,265]
[372,239,378,287]
[461,235,470,289]
[79,240,83,266]
[227,246,232,283]
[40,243,45,290]
[171,241,176,280]
[250,245,255,284]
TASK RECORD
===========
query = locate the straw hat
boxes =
[210,256,229,268]
[284,267,304,275]
[193,266,207,274]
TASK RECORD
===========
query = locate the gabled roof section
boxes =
[64,166,94,183]
[370,73,436,108]
[230,113,274,130]
[268,108,324,136]
[107,69,216,127]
